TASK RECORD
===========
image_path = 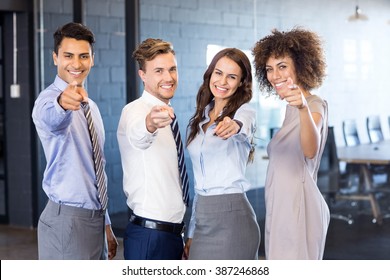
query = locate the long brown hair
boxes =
[186,48,254,161]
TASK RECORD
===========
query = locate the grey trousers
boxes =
[38,200,106,260]
[189,192,261,260]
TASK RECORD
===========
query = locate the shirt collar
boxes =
[54,75,69,92]
[141,90,171,107]
[200,100,218,126]
[205,99,224,116]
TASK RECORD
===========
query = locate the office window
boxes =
[343,39,372,81]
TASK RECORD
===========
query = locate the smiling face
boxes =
[53,37,94,86]
[139,52,178,104]
[209,56,243,104]
[265,55,297,99]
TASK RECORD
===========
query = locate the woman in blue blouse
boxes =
[184,48,260,260]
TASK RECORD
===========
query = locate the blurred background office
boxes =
[1,0,390,259]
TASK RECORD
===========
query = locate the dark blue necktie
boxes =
[170,115,189,206]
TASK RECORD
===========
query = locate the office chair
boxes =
[317,126,356,224]
[341,119,362,187]
[269,127,280,139]
[388,116,390,132]
[366,115,384,144]
[365,115,390,187]
[342,119,361,147]
[318,126,390,224]
[342,118,388,186]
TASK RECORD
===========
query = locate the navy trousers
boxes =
[123,221,184,260]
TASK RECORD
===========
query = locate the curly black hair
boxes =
[252,27,326,95]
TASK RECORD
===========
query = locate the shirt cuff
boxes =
[233,119,243,133]
[54,94,68,115]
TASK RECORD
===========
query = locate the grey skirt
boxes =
[189,192,261,260]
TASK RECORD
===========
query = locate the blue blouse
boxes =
[187,102,256,237]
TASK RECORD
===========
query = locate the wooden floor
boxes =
[1,187,389,260]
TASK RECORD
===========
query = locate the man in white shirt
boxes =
[117,38,187,260]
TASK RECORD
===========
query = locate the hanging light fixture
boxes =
[347,5,368,22]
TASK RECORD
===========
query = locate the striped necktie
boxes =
[82,102,108,210]
[170,115,189,206]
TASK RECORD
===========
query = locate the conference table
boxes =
[337,140,390,225]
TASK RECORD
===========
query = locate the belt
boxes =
[47,200,105,218]
[129,214,185,235]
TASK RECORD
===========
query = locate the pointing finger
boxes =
[287,77,298,89]
[160,105,175,119]
[77,87,89,103]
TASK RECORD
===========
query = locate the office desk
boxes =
[337,140,390,225]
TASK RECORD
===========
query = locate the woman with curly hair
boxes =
[184,48,260,260]
[252,27,329,259]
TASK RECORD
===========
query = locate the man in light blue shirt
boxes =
[32,22,117,259]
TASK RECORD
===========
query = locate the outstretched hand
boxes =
[146,105,175,133]
[284,77,307,110]
[214,116,240,139]
[58,81,89,111]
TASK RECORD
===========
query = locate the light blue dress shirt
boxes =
[32,75,110,224]
[186,102,256,237]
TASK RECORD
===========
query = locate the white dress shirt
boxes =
[117,90,186,223]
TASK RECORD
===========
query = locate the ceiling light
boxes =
[347,5,368,22]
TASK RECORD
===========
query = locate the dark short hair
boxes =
[132,38,175,71]
[53,22,95,55]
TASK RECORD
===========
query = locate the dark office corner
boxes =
[0,1,27,12]
[2,8,36,228]
[27,1,39,227]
